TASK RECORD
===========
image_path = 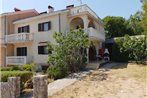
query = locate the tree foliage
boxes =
[127,11,143,35]
[103,16,129,39]
[141,1,147,34]
[47,29,89,77]
[103,13,144,39]
[117,35,147,64]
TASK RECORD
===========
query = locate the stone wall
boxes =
[0,75,48,98]
[33,75,48,98]
[0,77,20,98]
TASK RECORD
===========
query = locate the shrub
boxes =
[47,65,68,79]
[0,66,22,71]
[111,43,130,62]
[0,67,13,71]
[11,66,22,71]
[23,63,36,71]
[0,71,33,89]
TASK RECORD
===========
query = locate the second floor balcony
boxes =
[5,33,33,44]
[85,27,105,41]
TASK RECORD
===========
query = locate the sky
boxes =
[0,0,142,19]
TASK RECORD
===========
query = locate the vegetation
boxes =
[141,1,147,35]
[47,29,89,79]
[47,65,68,79]
[111,39,130,62]
[117,35,147,64]
[0,71,33,89]
[103,13,143,39]
[23,63,36,71]
[0,66,22,71]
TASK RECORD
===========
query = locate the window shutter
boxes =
[42,23,44,31]
[18,27,21,33]
[27,25,30,33]
[22,27,24,32]
[48,21,51,30]
[38,23,41,31]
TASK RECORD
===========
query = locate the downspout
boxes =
[4,15,7,66]
[59,13,61,32]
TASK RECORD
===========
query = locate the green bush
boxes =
[0,71,33,89]
[47,65,68,79]
[0,66,22,71]
[23,63,36,71]
[0,67,13,71]
[111,43,130,62]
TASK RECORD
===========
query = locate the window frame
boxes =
[18,25,30,33]
[38,21,51,32]
[38,45,50,55]
[16,47,27,56]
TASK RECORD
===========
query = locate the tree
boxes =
[48,29,89,75]
[127,11,144,35]
[118,35,147,64]
[141,1,147,34]
[103,16,133,39]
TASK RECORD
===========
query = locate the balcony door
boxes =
[17,47,27,56]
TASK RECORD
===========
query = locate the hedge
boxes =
[0,67,13,71]
[0,71,33,89]
[111,43,130,62]
[0,66,22,71]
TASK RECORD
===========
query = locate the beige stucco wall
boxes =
[12,8,105,65]
[14,13,67,64]
[0,10,38,66]
[0,47,5,66]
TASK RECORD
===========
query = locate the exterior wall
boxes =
[0,10,38,66]
[14,14,64,65]
[0,47,5,66]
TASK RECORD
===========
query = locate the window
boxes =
[17,47,27,56]
[38,45,51,55]
[38,21,51,32]
[18,25,29,33]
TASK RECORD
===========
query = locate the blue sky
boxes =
[1,0,142,19]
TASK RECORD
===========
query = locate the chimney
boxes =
[14,8,21,12]
[48,5,54,13]
[66,5,74,9]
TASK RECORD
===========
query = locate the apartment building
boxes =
[0,4,105,67]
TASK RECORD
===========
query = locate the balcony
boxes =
[6,56,27,65]
[85,27,105,41]
[5,33,33,43]
[69,5,101,21]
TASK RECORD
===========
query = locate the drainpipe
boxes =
[59,13,61,32]
[4,15,7,66]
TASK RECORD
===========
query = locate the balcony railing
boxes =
[5,33,33,43]
[6,56,27,65]
[85,27,105,41]
[69,5,101,21]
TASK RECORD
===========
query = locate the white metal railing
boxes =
[6,56,27,65]
[5,33,33,43]
[85,27,105,41]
